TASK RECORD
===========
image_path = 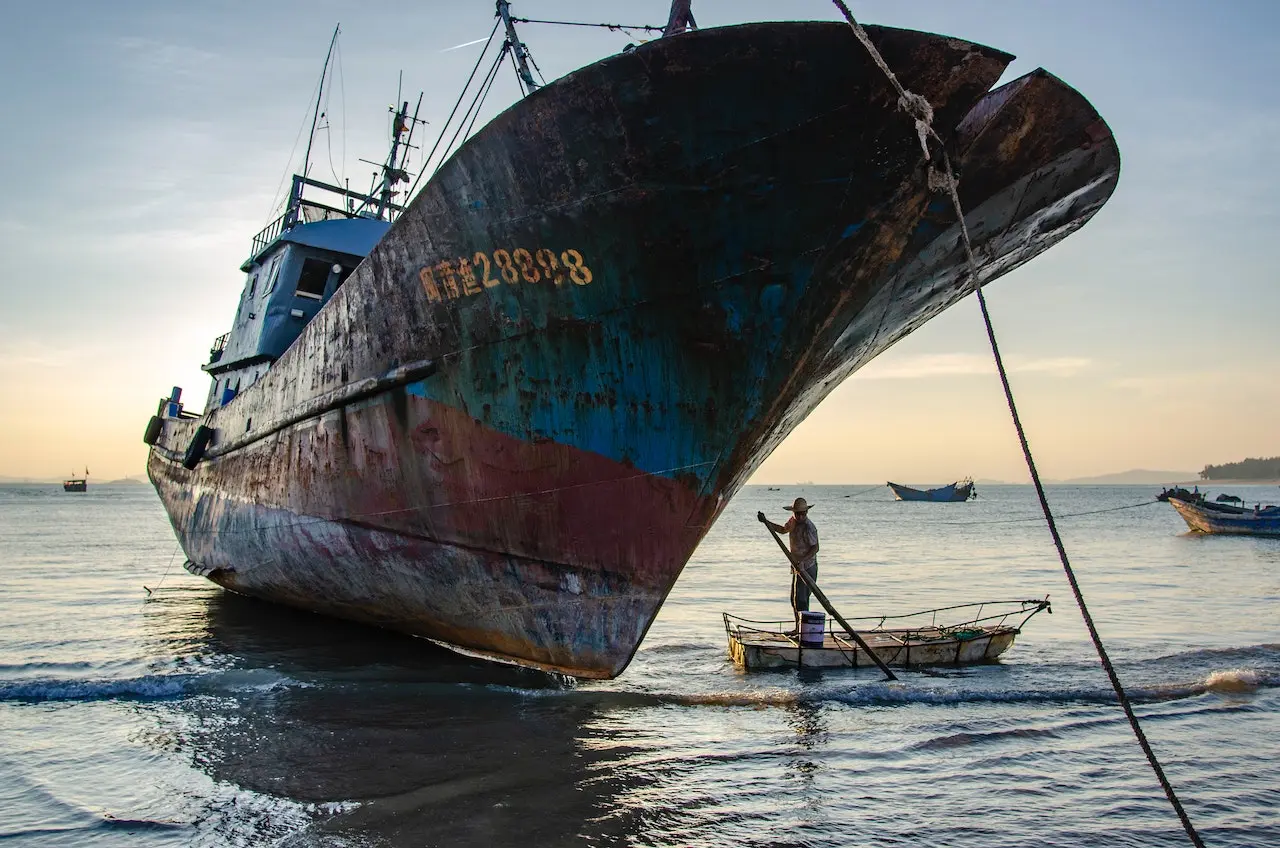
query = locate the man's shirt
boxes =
[785,515,819,571]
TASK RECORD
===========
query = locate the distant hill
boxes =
[1060,469,1196,485]
[105,477,147,485]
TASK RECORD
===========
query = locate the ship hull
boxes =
[887,482,973,502]
[1168,498,1280,537]
[149,22,1120,678]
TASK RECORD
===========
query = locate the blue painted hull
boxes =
[1169,499,1280,536]
[888,482,974,502]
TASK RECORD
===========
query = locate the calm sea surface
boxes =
[1,482,1277,846]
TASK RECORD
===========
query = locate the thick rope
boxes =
[829,2,1206,844]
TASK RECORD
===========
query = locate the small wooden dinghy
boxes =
[724,598,1050,671]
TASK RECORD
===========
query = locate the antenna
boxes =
[302,24,341,182]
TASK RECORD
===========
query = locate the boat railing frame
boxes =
[723,597,1051,642]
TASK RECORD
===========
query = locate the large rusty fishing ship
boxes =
[145,2,1120,678]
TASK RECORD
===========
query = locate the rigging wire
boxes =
[511,16,663,32]
[335,37,347,193]
[433,43,508,174]
[262,44,333,226]
[406,17,502,202]
[828,2,1205,845]
[506,36,527,97]
[457,46,509,152]
[525,46,548,87]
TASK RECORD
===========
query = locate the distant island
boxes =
[1200,456,1280,481]
[1059,469,1196,485]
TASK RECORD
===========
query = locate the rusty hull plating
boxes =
[147,22,1120,679]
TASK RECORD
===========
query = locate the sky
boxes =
[0,0,1277,483]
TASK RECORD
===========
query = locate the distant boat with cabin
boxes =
[1167,496,1280,537]
[63,468,88,493]
[887,479,975,502]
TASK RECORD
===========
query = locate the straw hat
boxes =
[784,497,813,513]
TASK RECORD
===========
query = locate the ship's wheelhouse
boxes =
[202,217,389,411]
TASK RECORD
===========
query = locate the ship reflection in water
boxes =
[154,590,646,845]
[146,588,929,846]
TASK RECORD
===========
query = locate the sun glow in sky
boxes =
[0,0,1277,483]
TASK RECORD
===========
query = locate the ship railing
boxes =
[246,175,408,263]
[208,332,230,364]
[249,213,289,259]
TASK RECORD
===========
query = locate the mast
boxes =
[496,0,539,94]
[302,24,341,181]
[374,92,424,220]
[662,0,696,37]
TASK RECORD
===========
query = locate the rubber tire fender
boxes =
[143,415,163,446]
[182,425,215,470]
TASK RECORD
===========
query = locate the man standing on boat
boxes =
[758,498,819,632]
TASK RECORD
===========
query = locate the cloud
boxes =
[859,353,1092,380]
[113,36,220,77]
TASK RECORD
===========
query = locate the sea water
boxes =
[1,482,1277,846]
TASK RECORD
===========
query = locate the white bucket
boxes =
[799,610,826,647]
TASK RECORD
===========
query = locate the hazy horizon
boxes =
[2,0,1276,482]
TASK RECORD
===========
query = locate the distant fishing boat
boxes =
[724,598,1050,671]
[1168,496,1280,536]
[62,467,88,493]
[887,479,975,502]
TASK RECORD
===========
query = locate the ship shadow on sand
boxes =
[157,590,650,846]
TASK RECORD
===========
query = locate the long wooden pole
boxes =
[761,521,898,682]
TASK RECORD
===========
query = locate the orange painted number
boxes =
[493,249,519,284]
[535,248,564,285]
[561,249,593,285]
[513,248,540,283]
[474,252,498,288]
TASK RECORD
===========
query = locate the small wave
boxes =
[1145,643,1280,666]
[912,725,1063,751]
[639,643,708,656]
[0,675,194,702]
[0,668,299,703]
[1202,668,1262,693]
[489,664,1280,712]
[98,815,187,831]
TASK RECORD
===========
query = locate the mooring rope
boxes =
[829,2,1205,844]
[843,484,884,499]
[936,499,1161,527]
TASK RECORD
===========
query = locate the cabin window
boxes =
[247,273,258,299]
[295,258,331,299]
[264,257,282,293]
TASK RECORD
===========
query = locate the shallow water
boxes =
[1,482,1277,846]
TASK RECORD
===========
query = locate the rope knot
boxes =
[926,163,954,193]
[897,91,935,159]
